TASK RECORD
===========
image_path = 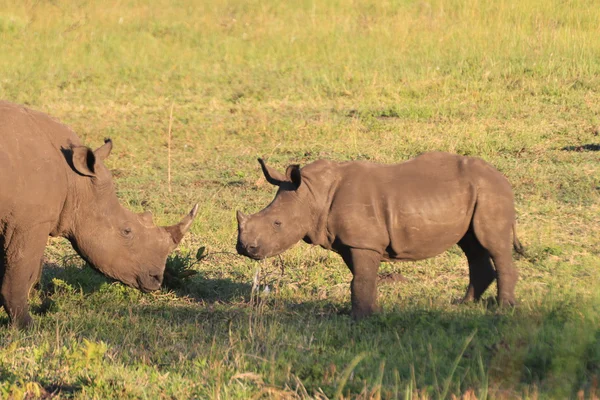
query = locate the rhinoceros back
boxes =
[0,101,74,230]
[327,153,480,261]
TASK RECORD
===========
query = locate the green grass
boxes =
[1,0,599,398]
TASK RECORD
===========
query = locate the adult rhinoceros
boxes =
[0,101,198,328]
[236,153,523,319]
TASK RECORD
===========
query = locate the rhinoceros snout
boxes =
[136,271,164,292]
[236,241,262,260]
[150,273,162,285]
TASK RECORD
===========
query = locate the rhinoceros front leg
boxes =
[1,225,48,329]
[340,247,382,320]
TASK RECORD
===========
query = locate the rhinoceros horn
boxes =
[236,210,247,226]
[166,204,199,246]
[258,158,287,186]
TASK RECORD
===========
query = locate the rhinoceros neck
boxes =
[47,129,88,238]
[300,162,340,249]
[28,107,95,239]
[53,179,89,238]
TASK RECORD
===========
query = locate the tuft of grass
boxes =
[162,248,205,290]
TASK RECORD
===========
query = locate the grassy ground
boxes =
[1,0,599,398]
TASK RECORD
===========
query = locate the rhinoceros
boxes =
[236,153,523,319]
[0,101,198,328]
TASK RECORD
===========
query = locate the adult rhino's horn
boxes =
[166,204,199,245]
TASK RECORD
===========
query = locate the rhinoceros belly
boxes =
[383,180,476,261]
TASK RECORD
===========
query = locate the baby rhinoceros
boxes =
[0,101,198,328]
[236,153,523,319]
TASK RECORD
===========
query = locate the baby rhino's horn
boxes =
[236,210,247,225]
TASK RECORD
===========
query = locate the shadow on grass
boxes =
[42,383,83,398]
[0,359,82,397]
[165,273,252,304]
[0,365,17,383]
[37,256,251,307]
[62,295,600,398]
[160,251,253,303]
[562,143,600,152]
[40,261,112,295]
[25,257,600,397]
[12,263,600,400]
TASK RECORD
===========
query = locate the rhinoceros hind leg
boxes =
[1,226,48,329]
[340,247,382,320]
[471,204,518,306]
[458,230,496,302]
[488,251,517,306]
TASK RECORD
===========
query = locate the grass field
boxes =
[1,0,599,398]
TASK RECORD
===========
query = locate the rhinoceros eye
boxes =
[121,227,133,237]
[273,220,282,228]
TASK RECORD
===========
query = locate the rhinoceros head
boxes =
[236,158,311,260]
[66,139,198,292]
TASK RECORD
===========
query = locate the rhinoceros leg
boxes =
[488,250,517,306]
[1,225,48,329]
[471,203,518,306]
[458,230,496,302]
[340,247,382,320]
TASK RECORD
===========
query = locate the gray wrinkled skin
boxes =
[237,153,523,320]
[0,101,198,328]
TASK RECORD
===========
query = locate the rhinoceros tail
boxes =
[512,221,525,257]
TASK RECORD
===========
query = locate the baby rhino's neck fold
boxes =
[301,172,339,250]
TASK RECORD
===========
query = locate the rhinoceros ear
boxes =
[94,138,113,161]
[286,165,302,189]
[71,146,97,177]
[258,158,286,186]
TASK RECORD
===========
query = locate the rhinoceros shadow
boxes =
[40,259,108,295]
[163,273,252,303]
[29,260,119,319]
[36,257,252,313]
[0,357,81,397]
[561,143,600,152]
[0,364,17,383]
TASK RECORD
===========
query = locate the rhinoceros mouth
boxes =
[238,250,265,261]
[236,242,265,260]
[135,274,163,292]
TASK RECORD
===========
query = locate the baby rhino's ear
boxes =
[286,165,302,189]
[94,138,113,161]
